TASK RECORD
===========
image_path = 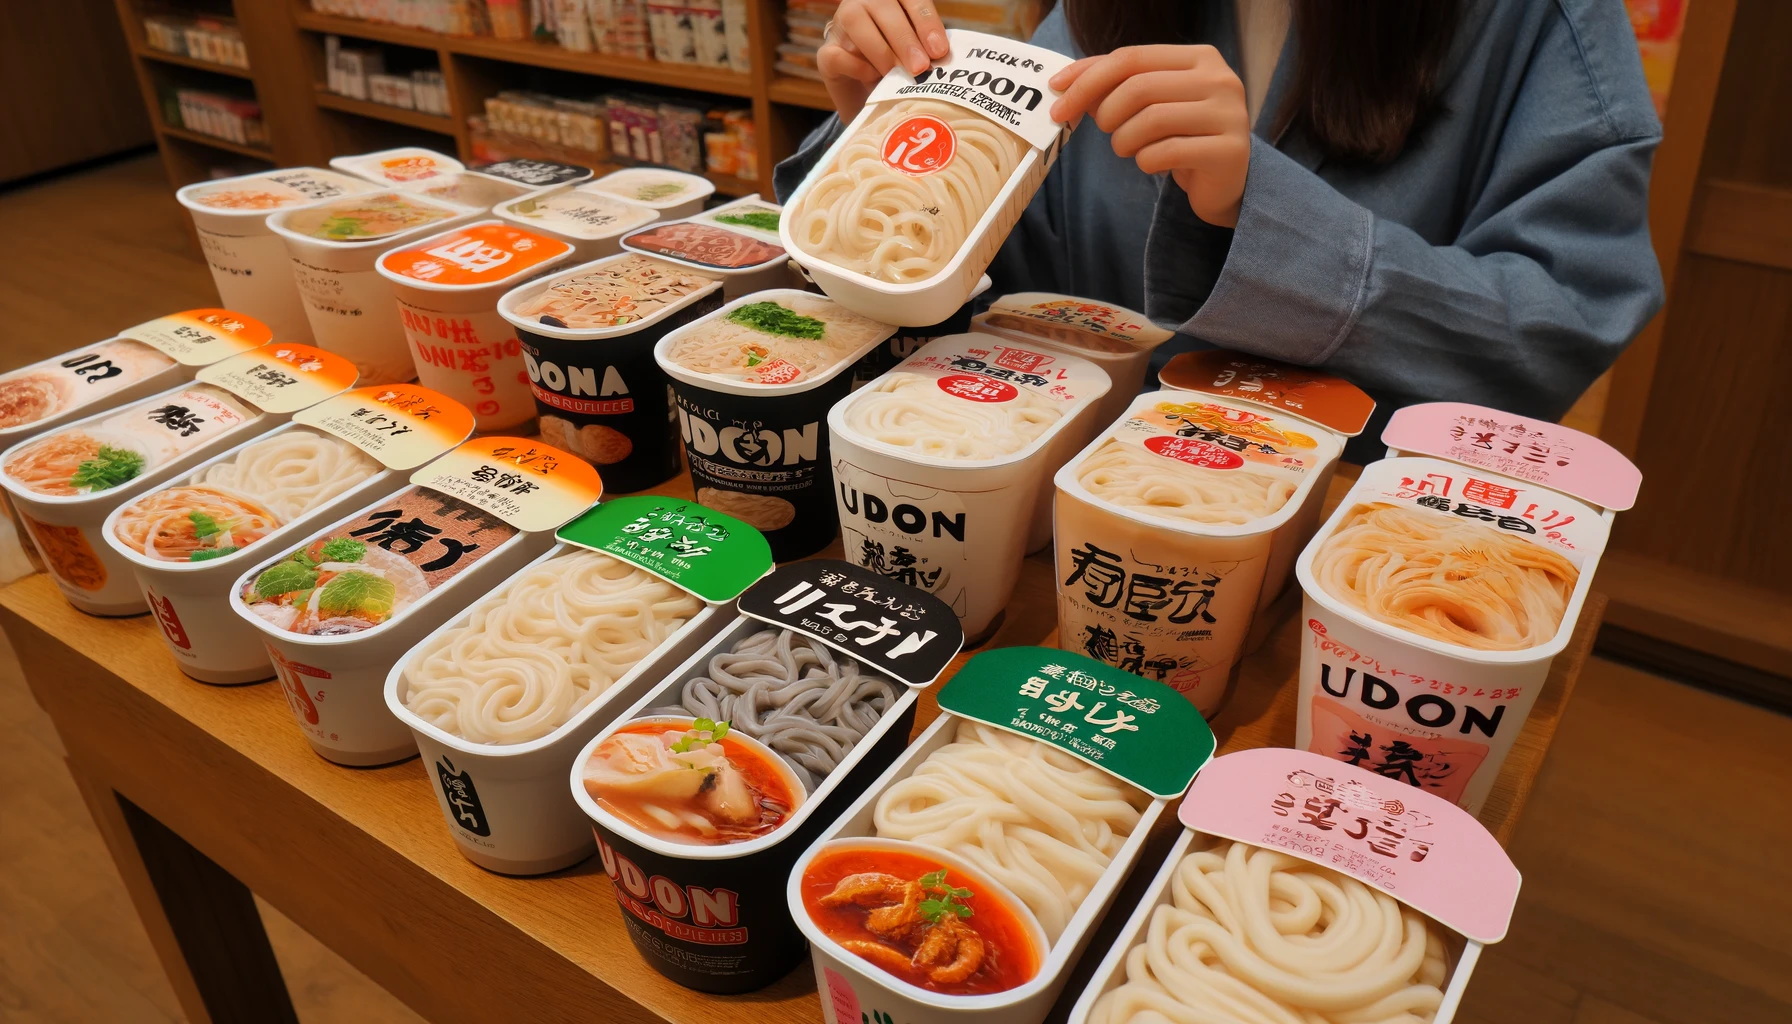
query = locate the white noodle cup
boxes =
[384,542,730,875]
[1066,827,1481,1024]
[329,147,466,188]
[787,712,1167,1024]
[228,485,555,765]
[582,168,716,221]
[492,190,662,266]
[99,422,403,683]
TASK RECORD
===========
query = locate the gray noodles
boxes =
[656,628,900,788]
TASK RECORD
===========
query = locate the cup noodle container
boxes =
[471,157,596,191]
[176,168,380,344]
[830,334,1109,643]
[582,167,715,221]
[570,559,963,992]
[329,146,465,190]
[1068,748,1521,1024]
[973,292,1176,433]
[623,195,799,301]
[267,190,481,386]
[1294,402,1641,815]
[780,30,1077,327]
[399,171,539,213]
[498,253,724,492]
[375,220,575,433]
[655,290,896,561]
[493,188,661,265]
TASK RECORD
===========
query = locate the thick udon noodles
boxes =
[1311,503,1578,652]
[656,628,900,788]
[845,372,1060,460]
[788,100,1026,284]
[402,550,703,745]
[874,719,1150,942]
[1088,839,1452,1024]
[1077,440,1296,526]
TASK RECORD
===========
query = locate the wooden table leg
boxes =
[67,760,300,1024]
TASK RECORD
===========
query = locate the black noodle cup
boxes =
[498,253,723,493]
[569,615,921,993]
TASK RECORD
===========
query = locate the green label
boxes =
[936,646,1215,798]
[554,495,772,604]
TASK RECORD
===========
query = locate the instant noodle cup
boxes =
[570,559,963,993]
[399,170,537,213]
[972,292,1175,431]
[386,496,773,874]
[656,290,896,560]
[1068,747,1519,1024]
[329,146,465,189]
[789,647,1213,1024]
[375,220,575,432]
[582,167,715,220]
[499,252,723,492]
[1294,403,1639,815]
[267,189,480,385]
[623,195,796,300]
[781,30,1077,326]
[494,188,660,265]
[471,157,595,190]
[177,168,380,345]
[0,337,187,451]
[829,334,1109,642]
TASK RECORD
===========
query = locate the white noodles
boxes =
[844,371,1061,460]
[197,428,380,520]
[1077,440,1296,526]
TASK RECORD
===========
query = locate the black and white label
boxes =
[435,756,490,837]
[865,29,1075,151]
[739,560,964,688]
[473,158,592,187]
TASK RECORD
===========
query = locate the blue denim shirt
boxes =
[774,0,1664,460]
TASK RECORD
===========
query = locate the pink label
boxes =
[1180,747,1519,942]
[1382,402,1639,511]
[1356,457,1605,567]
[824,967,861,1024]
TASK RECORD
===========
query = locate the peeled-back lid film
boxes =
[1381,402,1640,511]
[1158,350,1376,437]
[737,560,964,687]
[293,383,475,470]
[410,436,602,533]
[196,343,358,413]
[119,309,273,366]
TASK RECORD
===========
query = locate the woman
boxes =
[775,0,1664,456]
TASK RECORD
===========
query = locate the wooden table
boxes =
[0,472,1602,1024]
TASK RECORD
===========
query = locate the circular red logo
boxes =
[1144,434,1244,470]
[881,114,956,176]
[936,373,1017,403]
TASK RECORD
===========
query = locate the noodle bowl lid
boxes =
[195,342,359,414]
[1158,349,1375,438]
[294,383,475,471]
[470,157,594,189]
[619,210,789,276]
[1382,402,1640,511]
[937,647,1215,799]
[977,292,1174,352]
[737,559,964,688]
[329,147,465,188]
[1181,748,1520,943]
[410,436,603,534]
[119,308,273,366]
[555,494,773,605]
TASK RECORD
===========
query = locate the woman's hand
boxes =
[817,0,951,123]
[1051,45,1251,228]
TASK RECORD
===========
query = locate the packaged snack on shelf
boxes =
[593,0,652,58]
[648,0,699,63]
[658,102,705,173]
[688,0,730,68]
[171,89,265,146]
[722,0,751,72]
[556,0,595,50]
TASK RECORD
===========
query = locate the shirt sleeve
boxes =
[772,116,845,203]
[1155,5,1665,422]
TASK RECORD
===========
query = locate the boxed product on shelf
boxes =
[323,35,385,101]
[307,0,489,35]
[722,0,750,71]
[412,70,449,114]
[144,14,250,69]
[171,89,266,147]
[368,73,416,109]
[703,107,755,179]
[592,0,652,58]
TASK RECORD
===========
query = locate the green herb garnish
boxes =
[189,511,222,539]
[319,537,367,563]
[715,210,780,232]
[69,445,145,492]
[189,546,238,562]
[253,560,318,599]
[316,570,396,620]
[635,182,685,201]
[671,717,730,753]
[917,869,975,923]
[726,301,826,340]
[317,214,371,239]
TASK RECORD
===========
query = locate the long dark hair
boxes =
[1062,0,1462,164]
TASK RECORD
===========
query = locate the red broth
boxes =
[587,719,798,846]
[801,844,1041,996]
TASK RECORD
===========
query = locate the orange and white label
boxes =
[196,342,358,414]
[379,224,572,287]
[411,436,602,533]
[881,114,956,176]
[293,383,474,470]
[379,155,449,183]
[120,309,272,366]
[1159,350,1375,437]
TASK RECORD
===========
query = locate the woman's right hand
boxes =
[817,0,951,123]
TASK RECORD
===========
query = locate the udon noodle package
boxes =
[570,559,963,992]
[1294,403,1640,814]
[656,290,895,559]
[1070,747,1522,1024]
[790,647,1213,1024]
[830,333,1108,640]
[386,496,772,874]
[782,30,1077,326]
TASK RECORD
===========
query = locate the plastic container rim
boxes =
[652,289,898,398]
[372,218,575,295]
[580,168,716,211]
[265,188,479,252]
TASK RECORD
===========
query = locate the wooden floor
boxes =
[2,154,1788,1024]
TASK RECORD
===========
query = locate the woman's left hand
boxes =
[1050,45,1251,228]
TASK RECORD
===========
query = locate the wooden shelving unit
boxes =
[131,44,255,80]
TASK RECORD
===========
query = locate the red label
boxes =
[994,345,1049,372]
[825,967,862,1024]
[753,357,803,385]
[147,589,191,650]
[1144,434,1245,470]
[881,114,956,176]
[936,373,1017,403]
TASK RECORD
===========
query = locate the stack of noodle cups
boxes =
[621,194,800,300]
[828,333,1110,642]
[1293,402,1640,814]
[1053,382,1362,718]
[1068,747,1520,1024]
[101,420,401,684]
[780,30,1078,326]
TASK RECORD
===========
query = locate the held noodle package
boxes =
[1294,403,1642,814]
[782,30,1077,326]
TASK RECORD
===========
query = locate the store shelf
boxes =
[294,10,754,98]
[768,75,832,110]
[157,122,274,161]
[315,86,457,135]
[133,45,255,79]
